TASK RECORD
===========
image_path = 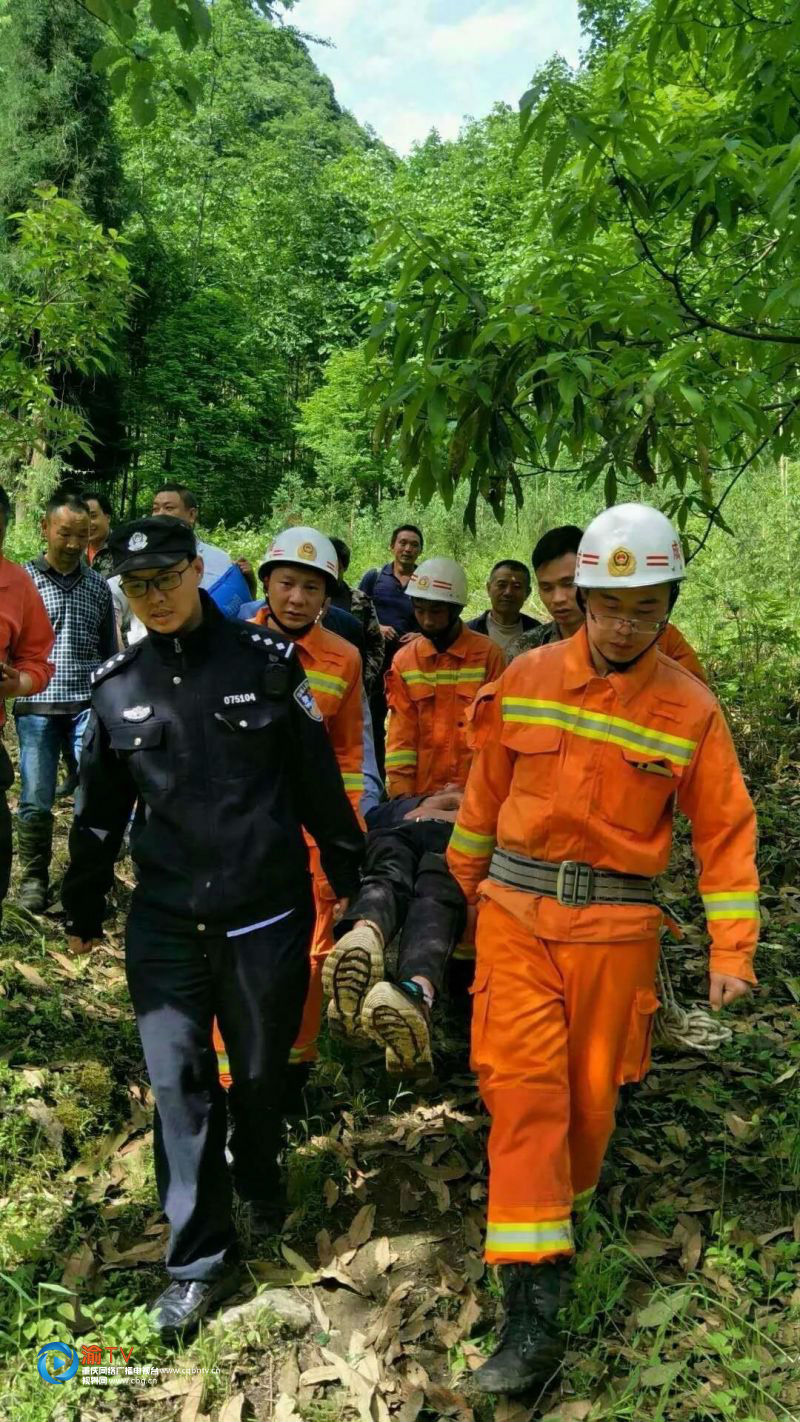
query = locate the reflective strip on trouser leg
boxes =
[486,1217,574,1261]
[212,1018,232,1090]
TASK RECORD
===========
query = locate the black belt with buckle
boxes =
[488,848,656,907]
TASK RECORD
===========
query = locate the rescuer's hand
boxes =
[708,972,750,1010]
[406,788,463,822]
[66,935,102,955]
[332,898,349,925]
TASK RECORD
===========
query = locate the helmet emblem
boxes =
[416,575,430,589]
[297,541,317,561]
[672,541,681,561]
[608,546,636,577]
[127,531,148,552]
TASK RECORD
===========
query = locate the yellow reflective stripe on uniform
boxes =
[402,665,487,686]
[385,749,417,767]
[486,1219,574,1254]
[307,670,348,698]
[289,1045,311,1062]
[216,1053,230,1072]
[342,772,365,791]
[501,697,697,765]
[702,892,760,920]
[452,942,476,960]
[450,823,496,858]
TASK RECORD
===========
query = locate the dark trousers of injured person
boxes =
[125,895,313,1281]
[336,821,467,993]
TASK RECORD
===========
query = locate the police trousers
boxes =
[125,895,313,1280]
[473,899,660,1267]
[337,820,468,992]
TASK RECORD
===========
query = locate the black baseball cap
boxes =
[108,516,197,576]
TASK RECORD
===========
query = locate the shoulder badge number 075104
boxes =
[294,678,323,722]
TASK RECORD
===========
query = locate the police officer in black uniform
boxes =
[61,516,363,1340]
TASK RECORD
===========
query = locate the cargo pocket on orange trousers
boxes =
[615,987,660,1085]
[468,958,492,1073]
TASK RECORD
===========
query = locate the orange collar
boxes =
[563,624,659,705]
[416,622,469,661]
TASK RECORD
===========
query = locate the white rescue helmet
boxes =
[259,525,339,592]
[575,503,686,589]
[406,556,468,607]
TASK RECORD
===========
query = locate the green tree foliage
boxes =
[0,188,130,467]
[0,0,129,478]
[296,347,404,508]
[364,0,800,542]
[69,0,293,124]
[0,0,124,226]
[116,0,372,521]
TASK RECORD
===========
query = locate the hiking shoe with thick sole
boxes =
[361,980,433,1076]
[322,923,384,1038]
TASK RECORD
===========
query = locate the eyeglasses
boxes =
[120,563,191,599]
[588,607,668,636]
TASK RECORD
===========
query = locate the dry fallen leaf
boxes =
[724,1111,760,1142]
[276,1347,300,1399]
[311,1290,331,1334]
[374,1235,398,1272]
[218,1393,245,1422]
[397,1389,425,1422]
[424,1383,474,1420]
[101,1236,166,1268]
[674,1215,703,1272]
[626,1231,674,1259]
[14,961,47,990]
[299,1365,341,1387]
[495,1400,536,1421]
[273,1395,302,1422]
[316,1228,334,1266]
[348,1203,376,1249]
[61,1242,96,1291]
[323,1178,339,1208]
[540,1404,592,1422]
[180,1375,205,1422]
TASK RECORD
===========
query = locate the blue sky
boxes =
[293,0,582,153]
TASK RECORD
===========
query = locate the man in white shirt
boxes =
[151,485,232,588]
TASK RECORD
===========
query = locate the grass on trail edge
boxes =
[0,762,798,1422]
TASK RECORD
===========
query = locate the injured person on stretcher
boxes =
[322,786,470,1075]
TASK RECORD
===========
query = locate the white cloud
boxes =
[294,0,581,153]
[428,6,537,62]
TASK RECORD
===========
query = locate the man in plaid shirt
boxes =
[14,492,116,911]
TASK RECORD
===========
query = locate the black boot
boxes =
[16,814,53,914]
[149,1265,241,1341]
[473,1258,573,1395]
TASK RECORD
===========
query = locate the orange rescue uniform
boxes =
[385,625,505,796]
[215,615,364,1083]
[659,622,706,683]
[447,625,758,1266]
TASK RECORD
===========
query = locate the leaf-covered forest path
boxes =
[1,765,799,1422]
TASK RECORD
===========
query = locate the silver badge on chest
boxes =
[122,705,154,723]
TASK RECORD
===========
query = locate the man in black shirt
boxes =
[62,516,363,1340]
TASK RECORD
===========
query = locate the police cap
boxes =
[108,516,198,576]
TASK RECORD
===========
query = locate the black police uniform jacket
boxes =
[62,594,364,939]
